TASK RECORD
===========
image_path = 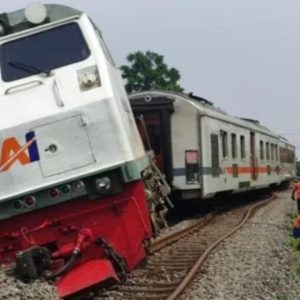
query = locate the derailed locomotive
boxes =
[0,4,170,298]
[130,91,296,199]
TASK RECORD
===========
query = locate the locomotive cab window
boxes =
[0,23,90,82]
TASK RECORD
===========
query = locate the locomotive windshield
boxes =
[0,23,90,82]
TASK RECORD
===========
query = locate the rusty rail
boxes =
[148,213,214,253]
[166,195,277,300]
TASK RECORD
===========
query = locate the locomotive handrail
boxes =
[4,80,43,95]
[53,79,65,107]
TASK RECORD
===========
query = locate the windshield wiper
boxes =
[8,61,52,77]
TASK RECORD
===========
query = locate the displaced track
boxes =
[98,195,276,300]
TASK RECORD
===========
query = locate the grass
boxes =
[277,295,290,300]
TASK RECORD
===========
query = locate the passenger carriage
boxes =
[130,91,296,200]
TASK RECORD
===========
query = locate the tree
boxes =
[120,51,183,93]
[297,161,300,176]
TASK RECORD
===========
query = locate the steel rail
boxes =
[166,195,277,300]
[148,213,214,253]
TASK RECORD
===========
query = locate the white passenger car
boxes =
[130,91,296,199]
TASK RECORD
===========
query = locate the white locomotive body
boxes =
[0,4,147,211]
[130,91,296,199]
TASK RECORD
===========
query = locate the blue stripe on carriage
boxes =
[173,167,222,176]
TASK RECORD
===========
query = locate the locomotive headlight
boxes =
[25,3,47,25]
[73,180,86,193]
[95,177,111,194]
[77,65,101,91]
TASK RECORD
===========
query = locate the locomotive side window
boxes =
[220,130,228,158]
[0,23,90,82]
[260,140,264,160]
[240,135,246,159]
[231,133,237,158]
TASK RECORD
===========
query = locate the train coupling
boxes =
[14,246,51,281]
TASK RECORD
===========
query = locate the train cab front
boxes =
[0,2,141,204]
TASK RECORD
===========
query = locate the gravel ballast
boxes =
[180,190,300,300]
[0,191,298,300]
[0,270,60,300]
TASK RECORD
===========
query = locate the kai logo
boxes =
[0,131,40,172]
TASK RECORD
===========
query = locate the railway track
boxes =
[95,195,276,300]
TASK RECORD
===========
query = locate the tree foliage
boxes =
[297,161,300,176]
[120,51,183,93]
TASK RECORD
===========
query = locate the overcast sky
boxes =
[2,1,300,157]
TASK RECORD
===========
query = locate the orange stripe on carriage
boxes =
[225,166,272,174]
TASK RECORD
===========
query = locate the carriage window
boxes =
[231,133,237,158]
[266,142,270,160]
[211,134,220,177]
[220,130,228,158]
[275,145,278,161]
[0,23,90,82]
[280,147,286,162]
[240,135,245,159]
[271,144,274,160]
[260,140,264,160]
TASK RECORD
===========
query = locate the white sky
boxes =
[2,1,300,157]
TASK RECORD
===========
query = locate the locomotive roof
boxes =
[0,4,82,35]
[130,90,294,147]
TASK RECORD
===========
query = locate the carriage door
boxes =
[130,96,174,185]
[137,113,164,171]
[250,132,257,180]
